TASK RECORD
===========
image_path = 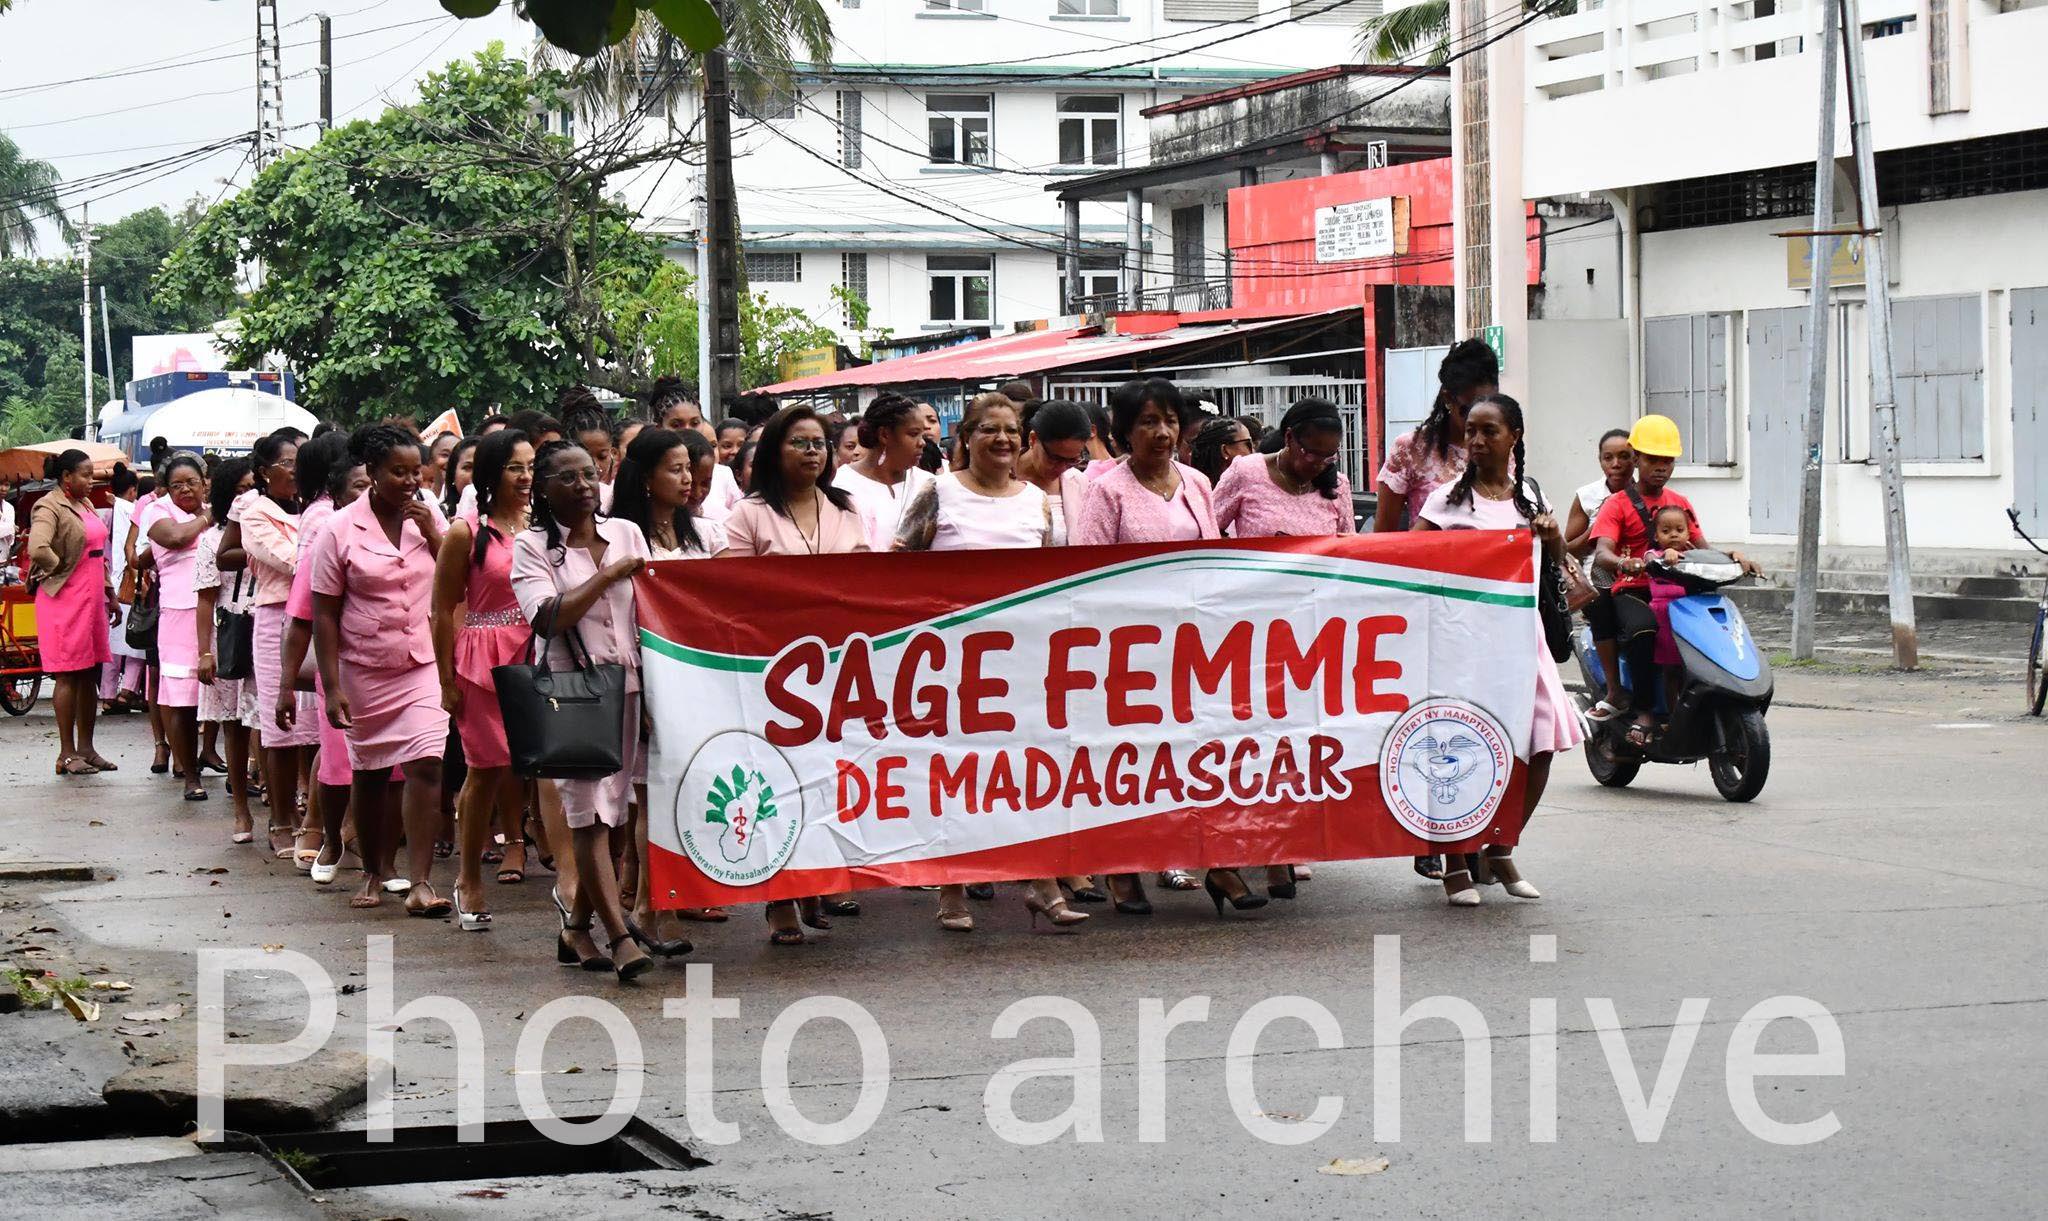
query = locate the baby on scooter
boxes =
[1646,505,1696,706]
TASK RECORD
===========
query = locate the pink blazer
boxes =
[719,494,871,557]
[1074,461,1219,546]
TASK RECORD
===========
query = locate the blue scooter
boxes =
[1571,550,1774,802]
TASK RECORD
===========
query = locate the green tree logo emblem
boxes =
[703,764,778,865]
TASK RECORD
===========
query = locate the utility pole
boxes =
[255,0,285,172]
[695,172,713,407]
[79,203,95,441]
[1839,0,1918,669]
[99,286,116,421]
[700,0,741,413]
[316,12,333,134]
[1791,0,1842,660]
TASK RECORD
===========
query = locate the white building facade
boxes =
[628,1,1395,345]
[1520,0,2048,549]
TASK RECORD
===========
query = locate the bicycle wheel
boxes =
[2030,607,2047,717]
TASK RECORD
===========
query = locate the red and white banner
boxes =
[638,532,1540,909]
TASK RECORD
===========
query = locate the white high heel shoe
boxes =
[1443,871,1483,907]
[1486,854,1541,900]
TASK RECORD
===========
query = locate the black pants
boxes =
[1587,587,1659,707]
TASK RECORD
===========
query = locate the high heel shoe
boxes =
[1483,853,1540,899]
[557,923,613,970]
[1108,874,1152,916]
[964,882,995,901]
[1024,894,1088,931]
[626,916,691,957]
[1060,877,1108,905]
[609,933,653,983]
[1266,865,1299,901]
[1203,870,1269,917]
[1443,870,1482,907]
[936,888,975,932]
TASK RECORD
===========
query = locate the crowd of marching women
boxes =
[19,339,1581,981]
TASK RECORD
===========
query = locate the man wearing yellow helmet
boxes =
[1584,415,1757,741]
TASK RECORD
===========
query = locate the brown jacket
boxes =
[27,495,100,597]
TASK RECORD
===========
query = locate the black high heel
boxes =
[965,882,995,901]
[609,933,653,983]
[1267,865,1299,901]
[1204,870,1269,917]
[1060,877,1108,905]
[557,923,613,971]
[1108,873,1151,916]
[626,916,691,958]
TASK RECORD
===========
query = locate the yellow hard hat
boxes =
[1628,414,1683,459]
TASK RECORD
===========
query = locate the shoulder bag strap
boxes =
[1623,485,1657,540]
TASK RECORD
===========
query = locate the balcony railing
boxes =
[1068,278,1232,316]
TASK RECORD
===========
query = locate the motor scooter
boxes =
[1572,550,1774,802]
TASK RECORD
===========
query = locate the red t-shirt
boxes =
[1589,486,1706,592]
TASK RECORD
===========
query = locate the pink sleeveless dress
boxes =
[450,514,530,770]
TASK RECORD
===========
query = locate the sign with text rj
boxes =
[637,533,1540,908]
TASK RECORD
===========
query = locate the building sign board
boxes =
[1314,196,1410,262]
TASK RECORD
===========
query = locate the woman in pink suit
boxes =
[138,453,213,802]
[432,428,540,930]
[307,426,451,917]
[28,450,117,776]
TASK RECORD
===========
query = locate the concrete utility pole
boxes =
[79,203,95,441]
[255,0,285,172]
[1838,0,1918,669]
[100,286,115,418]
[700,0,741,413]
[1791,0,1843,660]
[696,173,713,407]
[316,12,333,133]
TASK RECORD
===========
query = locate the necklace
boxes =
[789,488,821,554]
[1267,454,1308,496]
[1132,461,1178,500]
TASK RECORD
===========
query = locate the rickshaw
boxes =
[0,441,128,715]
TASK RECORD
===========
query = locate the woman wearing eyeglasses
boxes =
[1212,397,1356,900]
[137,454,214,803]
[718,403,870,946]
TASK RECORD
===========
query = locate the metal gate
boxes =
[1046,374,1369,491]
[2012,287,2048,534]
[1745,307,1806,536]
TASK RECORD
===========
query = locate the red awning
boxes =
[757,309,1352,396]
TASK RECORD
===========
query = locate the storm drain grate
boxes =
[227,1116,705,1191]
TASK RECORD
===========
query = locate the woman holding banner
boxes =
[1414,394,1583,906]
[719,404,871,946]
[1214,397,1357,899]
[894,394,1089,934]
[612,426,729,941]
[512,440,656,981]
[1075,379,1267,919]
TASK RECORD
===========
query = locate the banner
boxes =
[638,532,1540,908]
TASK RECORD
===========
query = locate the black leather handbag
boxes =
[214,569,255,680]
[124,573,159,652]
[492,598,625,780]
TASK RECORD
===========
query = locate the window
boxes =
[837,89,864,169]
[841,252,868,312]
[1644,314,1730,465]
[928,254,993,324]
[1057,95,1121,166]
[738,88,796,121]
[1057,0,1121,14]
[1293,0,1382,22]
[1891,294,1985,460]
[1171,205,1206,284]
[1164,0,1256,20]
[927,93,992,166]
[551,107,574,139]
[1058,254,1122,309]
[925,0,986,10]
[745,252,800,283]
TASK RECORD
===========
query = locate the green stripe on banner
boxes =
[641,552,1534,673]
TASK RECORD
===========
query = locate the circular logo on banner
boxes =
[674,731,805,887]
[1379,699,1514,843]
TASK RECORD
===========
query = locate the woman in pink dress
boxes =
[610,426,729,947]
[277,434,366,883]
[512,441,654,983]
[718,404,871,946]
[1415,394,1584,907]
[1075,378,1267,920]
[1213,397,1358,899]
[28,449,117,776]
[833,393,934,552]
[432,428,538,930]
[139,454,214,802]
[242,432,322,858]
[195,459,260,842]
[307,425,452,917]
[895,394,1087,935]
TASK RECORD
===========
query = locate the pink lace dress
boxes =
[1376,431,1466,526]
[450,513,531,770]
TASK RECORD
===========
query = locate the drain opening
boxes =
[220,1116,705,1191]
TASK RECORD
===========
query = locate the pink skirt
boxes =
[35,564,111,674]
[198,674,256,727]
[313,672,352,788]
[339,660,448,772]
[454,674,510,770]
[253,604,319,748]
[1531,646,1587,756]
[559,692,638,830]
[157,606,200,708]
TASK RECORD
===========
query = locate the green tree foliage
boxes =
[442,0,729,57]
[0,131,73,258]
[604,260,877,391]
[533,0,833,123]
[156,47,665,424]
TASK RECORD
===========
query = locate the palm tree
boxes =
[1357,0,1452,65]
[0,132,73,258]
[534,0,833,124]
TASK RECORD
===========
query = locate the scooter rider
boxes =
[1586,415,1760,745]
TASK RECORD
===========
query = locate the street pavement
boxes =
[0,645,2043,1219]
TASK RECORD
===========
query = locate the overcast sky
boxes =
[1,0,530,250]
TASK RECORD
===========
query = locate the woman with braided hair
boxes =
[1414,394,1583,907]
[305,424,452,916]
